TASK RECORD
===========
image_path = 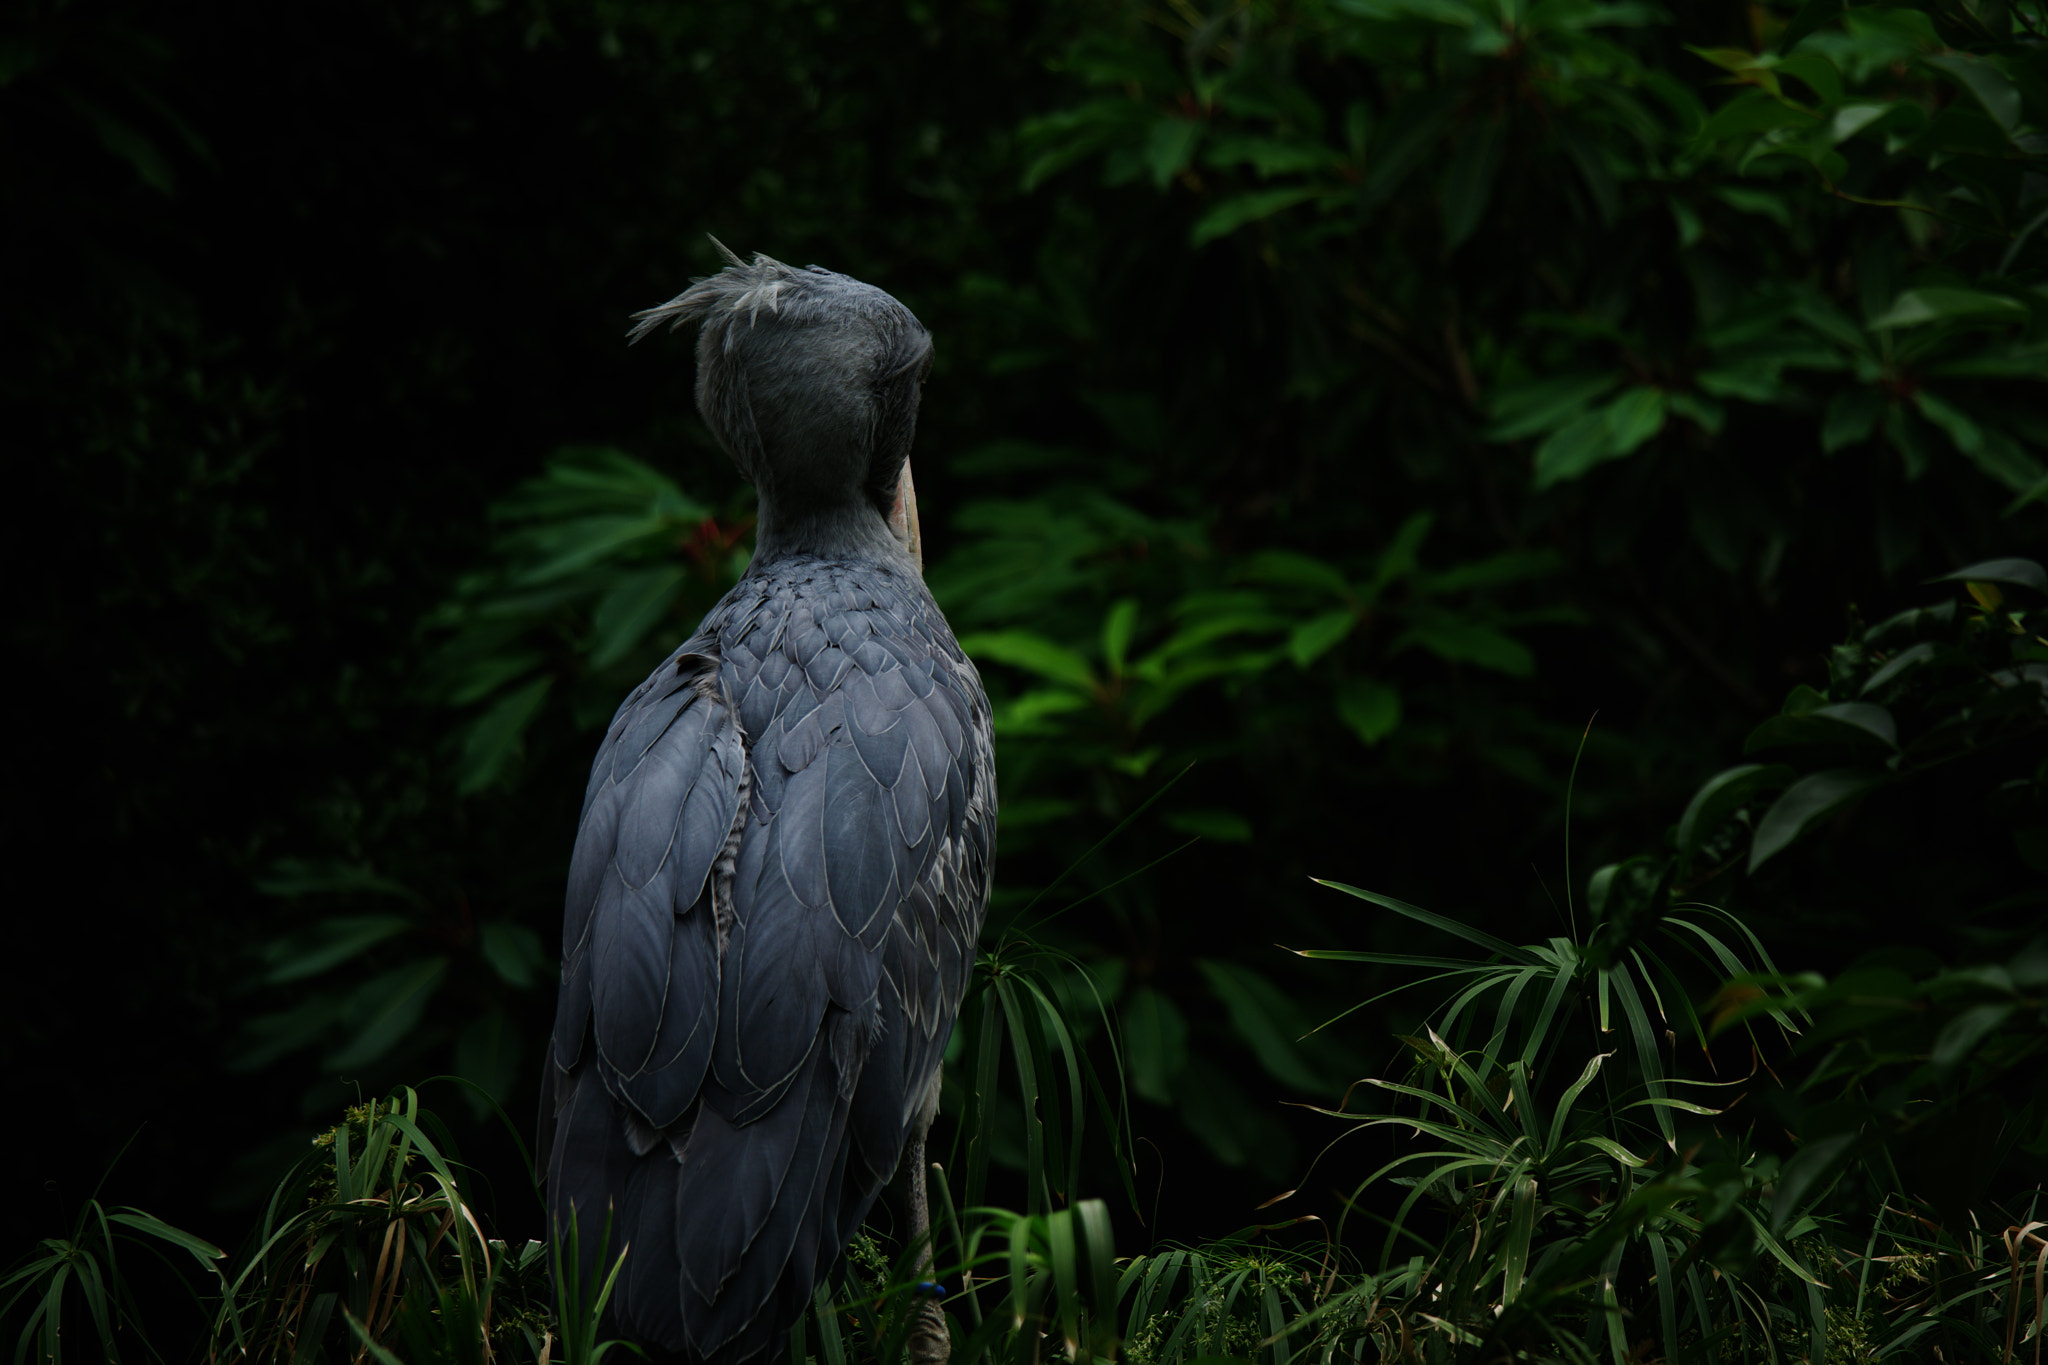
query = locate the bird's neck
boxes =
[750,492,913,568]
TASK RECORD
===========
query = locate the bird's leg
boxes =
[905,1118,949,1365]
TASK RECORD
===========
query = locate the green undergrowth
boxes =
[10,563,2044,1362]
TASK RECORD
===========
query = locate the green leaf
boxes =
[1676,764,1794,865]
[478,921,546,988]
[509,514,673,585]
[325,957,450,1070]
[1811,702,1896,746]
[1439,116,1503,249]
[1749,768,1889,871]
[1530,387,1664,489]
[959,630,1098,691]
[1189,187,1319,246]
[1413,549,1562,594]
[1829,101,1893,143]
[1668,390,1723,434]
[1713,185,1791,226]
[1121,987,1188,1103]
[1162,809,1254,843]
[1935,558,2047,594]
[1392,619,1534,675]
[1696,89,1818,144]
[1932,1001,2016,1070]
[1101,598,1140,676]
[459,675,553,794]
[1195,960,1325,1093]
[260,915,414,986]
[1312,880,1539,964]
[1532,410,1616,487]
[1774,51,1843,106]
[455,1008,520,1105]
[1769,1132,1856,1233]
[1924,52,2022,134]
[1289,609,1357,668]
[1204,135,1340,177]
[1147,116,1204,188]
[1240,550,1353,597]
[1821,386,1883,453]
[588,565,686,669]
[255,859,427,905]
[1604,386,1668,456]
[1868,288,2028,330]
[1335,677,1401,744]
[105,1209,225,1265]
[1484,372,1621,442]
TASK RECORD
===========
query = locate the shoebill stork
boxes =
[543,245,994,1365]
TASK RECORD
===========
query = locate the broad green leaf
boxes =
[1413,548,1562,594]
[1195,960,1325,1093]
[1203,135,1342,176]
[459,674,553,794]
[1859,640,1938,694]
[1696,89,1818,144]
[1828,101,1892,143]
[1440,116,1503,249]
[1531,409,1613,487]
[1774,51,1843,106]
[959,630,1098,691]
[1668,390,1723,433]
[325,957,450,1069]
[1101,598,1139,676]
[1162,809,1253,843]
[1929,344,2048,379]
[1924,52,2021,134]
[1146,116,1203,189]
[1335,677,1401,744]
[1749,768,1888,871]
[1743,707,1894,754]
[1960,428,2048,496]
[1935,558,2047,594]
[1713,185,1791,226]
[1821,386,1883,453]
[1288,609,1356,668]
[1360,88,1457,206]
[588,564,686,669]
[1392,618,1534,675]
[1810,702,1896,746]
[1604,386,1668,456]
[478,921,546,988]
[260,915,414,986]
[1240,549,1353,597]
[1122,986,1188,1103]
[1768,1131,1856,1233]
[1484,372,1621,441]
[444,651,548,708]
[509,514,672,585]
[1531,387,1666,488]
[255,859,427,905]
[991,688,1089,738]
[455,1008,520,1104]
[1868,288,2028,330]
[1189,187,1319,246]
[1932,1001,2016,1070]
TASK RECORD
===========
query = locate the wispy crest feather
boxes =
[627,238,807,345]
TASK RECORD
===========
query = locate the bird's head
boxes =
[630,242,931,565]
